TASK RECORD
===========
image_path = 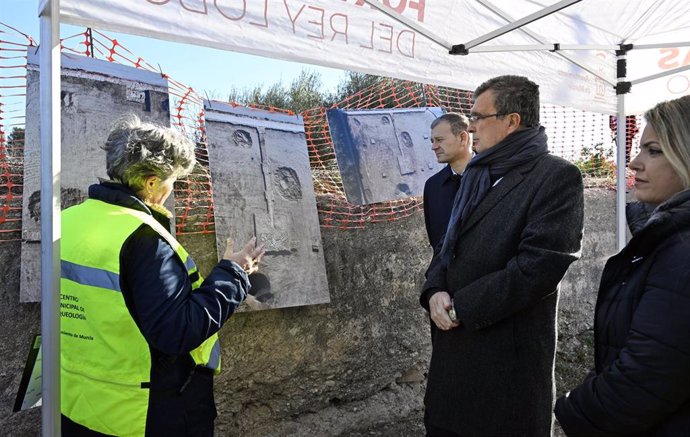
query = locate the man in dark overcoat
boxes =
[420,75,584,437]
[423,113,472,251]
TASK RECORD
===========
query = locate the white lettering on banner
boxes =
[144,0,417,58]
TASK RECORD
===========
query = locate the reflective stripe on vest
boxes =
[61,199,220,437]
[61,259,121,292]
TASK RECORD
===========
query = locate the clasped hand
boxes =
[429,291,460,331]
[223,236,265,274]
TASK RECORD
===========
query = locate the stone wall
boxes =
[0,188,616,436]
[556,188,617,396]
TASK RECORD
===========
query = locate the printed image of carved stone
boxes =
[327,107,445,205]
[27,188,87,223]
[20,51,171,302]
[274,167,302,200]
[204,101,329,310]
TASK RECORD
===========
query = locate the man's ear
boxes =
[507,113,522,131]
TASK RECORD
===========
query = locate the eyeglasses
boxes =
[468,113,507,123]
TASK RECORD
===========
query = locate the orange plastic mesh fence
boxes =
[304,83,641,228]
[0,23,34,242]
[0,23,641,242]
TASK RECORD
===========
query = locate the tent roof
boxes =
[58,0,690,114]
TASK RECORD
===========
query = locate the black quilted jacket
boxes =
[555,189,690,436]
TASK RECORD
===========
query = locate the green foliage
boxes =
[4,127,25,160]
[329,71,385,104]
[288,70,326,112]
[8,126,24,145]
[574,142,616,178]
[225,70,326,113]
[222,69,403,112]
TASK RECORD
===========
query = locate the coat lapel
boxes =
[457,158,541,237]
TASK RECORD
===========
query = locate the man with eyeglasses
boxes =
[419,75,584,437]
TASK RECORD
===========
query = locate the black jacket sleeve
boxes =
[420,176,449,311]
[120,224,250,356]
[555,236,690,436]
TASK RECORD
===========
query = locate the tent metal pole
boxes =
[476,0,615,85]
[458,0,582,52]
[462,44,618,52]
[367,0,604,57]
[633,42,690,50]
[38,0,61,435]
[615,50,628,251]
[631,64,690,86]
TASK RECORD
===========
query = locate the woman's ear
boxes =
[145,176,158,189]
[143,176,158,197]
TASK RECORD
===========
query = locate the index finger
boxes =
[251,245,266,261]
[242,237,257,252]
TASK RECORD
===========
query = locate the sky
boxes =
[0,0,347,98]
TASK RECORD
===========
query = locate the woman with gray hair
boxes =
[60,114,264,436]
[555,95,690,436]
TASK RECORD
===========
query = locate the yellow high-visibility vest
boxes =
[61,198,220,437]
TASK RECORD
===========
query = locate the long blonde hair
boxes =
[644,95,690,189]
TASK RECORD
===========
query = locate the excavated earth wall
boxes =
[0,188,615,436]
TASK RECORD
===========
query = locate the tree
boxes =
[287,70,325,113]
[329,71,385,104]
[6,126,25,160]
[222,69,427,112]
[226,69,326,113]
[8,126,24,146]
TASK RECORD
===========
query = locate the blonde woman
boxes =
[555,95,690,436]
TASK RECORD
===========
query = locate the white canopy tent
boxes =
[38,0,690,434]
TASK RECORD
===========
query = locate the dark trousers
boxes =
[425,411,463,437]
[146,369,216,437]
